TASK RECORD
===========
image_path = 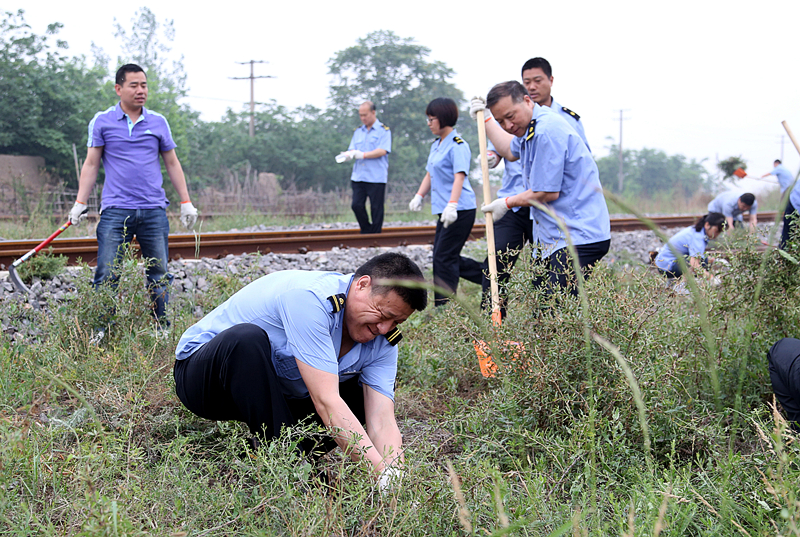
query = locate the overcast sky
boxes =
[12,0,800,193]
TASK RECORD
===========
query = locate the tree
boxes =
[596,145,711,198]
[0,10,107,185]
[328,31,468,185]
[717,155,747,180]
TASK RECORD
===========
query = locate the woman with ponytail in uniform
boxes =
[653,212,726,278]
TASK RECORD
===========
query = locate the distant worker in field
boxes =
[408,97,477,306]
[767,338,800,432]
[174,252,427,486]
[68,63,198,328]
[336,101,392,234]
[474,57,592,316]
[762,160,799,249]
[653,212,725,279]
[707,191,758,233]
[470,82,610,300]
[762,159,795,196]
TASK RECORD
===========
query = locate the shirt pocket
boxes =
[273,347,302,380]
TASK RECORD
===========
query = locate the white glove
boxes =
[68,201,88,225]
[352,150,365,160]
[486,151,499,169]
[440,202,458,228]
[335,150,355,163]
[482,197,510,221]
[180,201,198,230]
[408,194,423,212]
[469,96,489,121]
[379,466,404,494]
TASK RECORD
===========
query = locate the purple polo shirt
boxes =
[87,103,177,210]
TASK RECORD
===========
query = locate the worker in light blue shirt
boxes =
[707,191,758,232]
[471,82,610,299]
[408,98,477,306]
[654,213,725,277]
[174,252,427,480]
[762,159,795,194]
[521,57,590,151]
[781,172,800,249]
[336,101,392,234]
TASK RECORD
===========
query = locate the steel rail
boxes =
[0,212,778,267]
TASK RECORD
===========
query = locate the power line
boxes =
[230,60,275,137]
[613,109,631,191]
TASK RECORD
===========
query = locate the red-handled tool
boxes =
[8,221,72,294]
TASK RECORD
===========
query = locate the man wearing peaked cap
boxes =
[174,252,426,484]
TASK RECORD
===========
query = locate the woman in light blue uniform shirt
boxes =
[654,212,725,278]
[408,98,477,306]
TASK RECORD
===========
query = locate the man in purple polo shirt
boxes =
[68,64,198,326]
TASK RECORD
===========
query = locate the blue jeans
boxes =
[94,208,173,321]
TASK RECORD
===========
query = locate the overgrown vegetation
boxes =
[15,248,67,284]
[0,219,798,535]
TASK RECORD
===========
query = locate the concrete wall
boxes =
[0,155,48,188]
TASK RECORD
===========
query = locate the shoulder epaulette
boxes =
[327,293,346,313]
[385,327,403,346]
[453,136,465,144]
[525,119,537,141]
[561,106,581,121]
[383,124,390,131]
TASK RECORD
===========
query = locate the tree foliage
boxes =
[0,10,107,185]
[328,31,469,185]
[717,155,747,180]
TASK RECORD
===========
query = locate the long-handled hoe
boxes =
[473,110,522,377]
[8,221,72,294]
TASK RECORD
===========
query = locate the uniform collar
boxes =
[115,102,148,121]
[435,128,458,145]
[360,118,382,132]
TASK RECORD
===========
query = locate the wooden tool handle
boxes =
[476,110,501,325]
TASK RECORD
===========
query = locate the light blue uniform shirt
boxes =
[348,119,392,184]
[707,191,757,221]
[551,97,591,152]
[770,164,794,194]
[87,103,177,210]
[427,129,476,214]
[790,177,800,210]
[509,104,610,256]
[175,271,399,401]
[488,134,525,212]
[655,225,709,272]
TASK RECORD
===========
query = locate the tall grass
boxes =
[0,204,798,534]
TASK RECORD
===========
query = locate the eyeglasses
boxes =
[426,117,438,124]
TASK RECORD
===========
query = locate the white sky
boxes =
[11,0,800,193]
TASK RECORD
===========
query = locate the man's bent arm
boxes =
[507,189,560,207]
[297,360,387,473]
[363,148,388,159]
[726,216,735,231]
[363,384,403,469]
[484,120,518,162]
[749,213,758,233]
[75,147,104,203]
[162,149,191,202]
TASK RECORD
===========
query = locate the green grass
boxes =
[0,221,799,535]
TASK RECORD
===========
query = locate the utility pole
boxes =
[613,109,630,192]
[230,60,274,138]
[781,134,785,162]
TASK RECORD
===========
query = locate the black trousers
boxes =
[351,182,386,234]
[767,338,800,431]
[432,209,476,306]
[173,323,366,455]
[534,239,611,296]
[780,200,798,250]
[657,256,709,279]
[464,208,535,317]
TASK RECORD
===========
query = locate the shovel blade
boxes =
[8,265,30,294]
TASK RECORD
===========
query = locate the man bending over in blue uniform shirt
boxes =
[707,191,757,233]
[469,82,611,297]
[174,252,426,485]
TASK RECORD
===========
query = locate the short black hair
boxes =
[116,64,146,85]
[425,98,459,128]
[521,57,552,78]
[696,212,726,232]
[740,193,756,207]
[355,252,427,311]
[486,81,529,109]
[775,159,782,165]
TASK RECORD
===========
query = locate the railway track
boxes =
[0,212,779,267]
